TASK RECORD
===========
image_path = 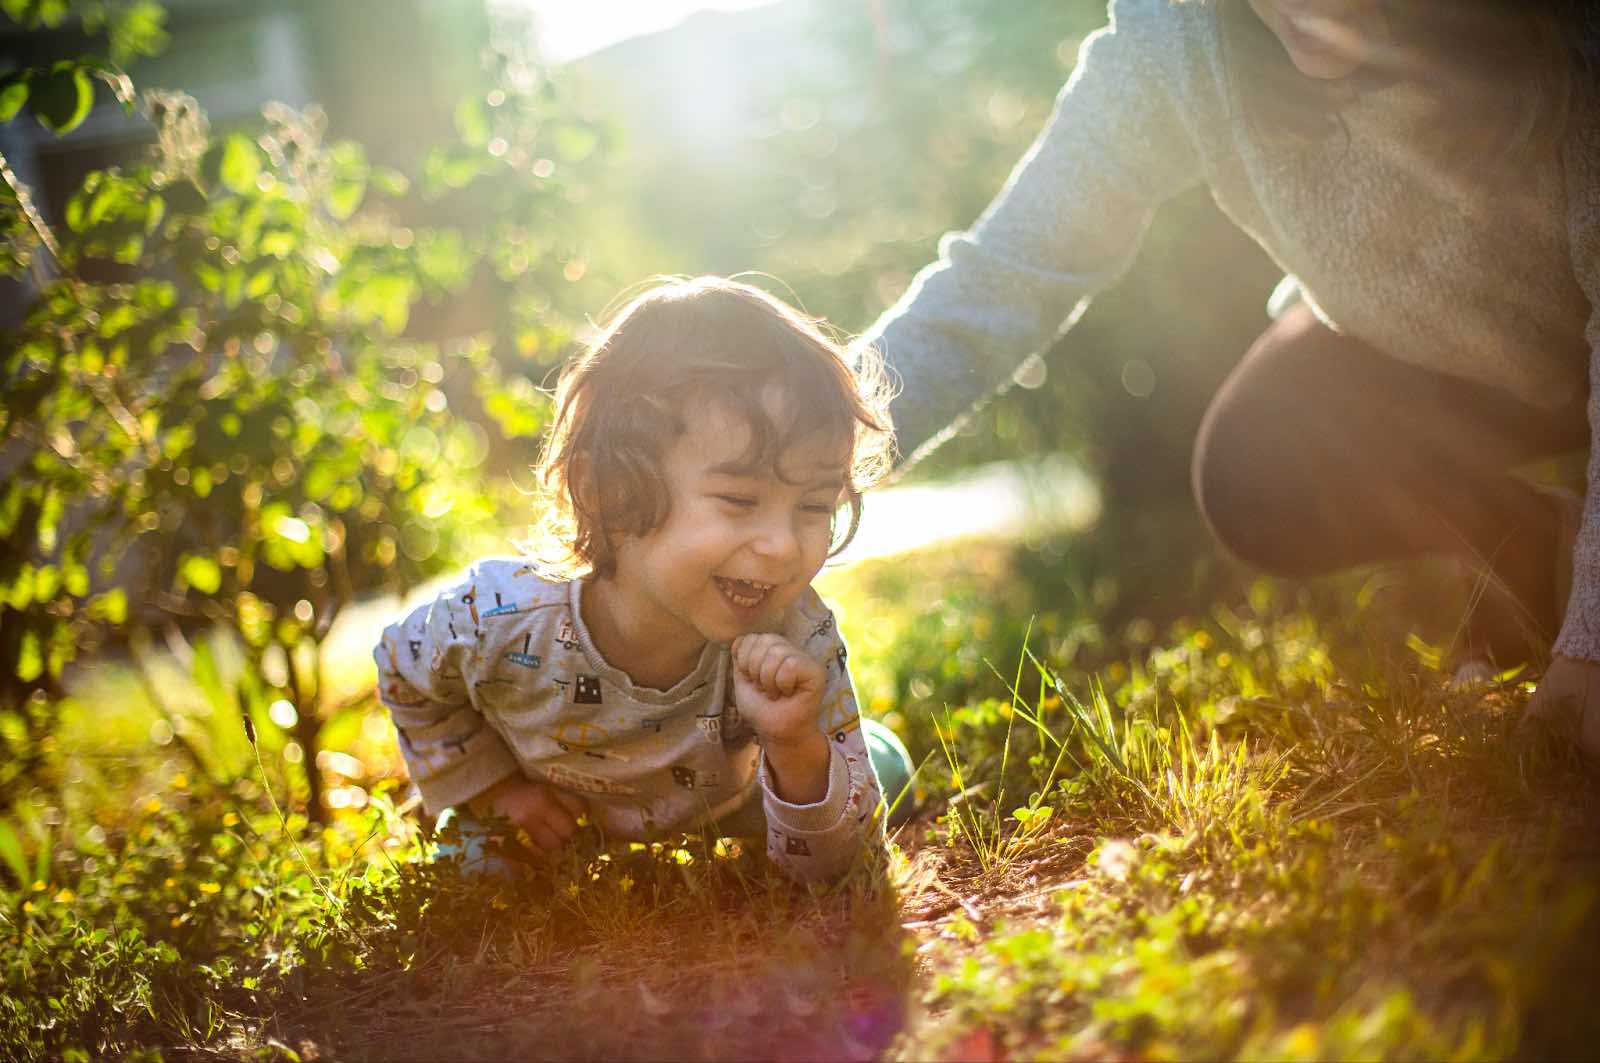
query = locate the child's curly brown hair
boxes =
[532,276,896,578]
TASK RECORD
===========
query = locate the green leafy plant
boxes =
[0,1,612,821]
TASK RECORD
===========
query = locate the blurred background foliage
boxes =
[0,0,1280,875]
[7,7,1595,1060]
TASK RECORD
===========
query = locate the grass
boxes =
[3,534,1599,1060]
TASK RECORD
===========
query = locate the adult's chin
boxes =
[1289,49,1365,79]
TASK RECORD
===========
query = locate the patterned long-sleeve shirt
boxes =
[373,559,883,883]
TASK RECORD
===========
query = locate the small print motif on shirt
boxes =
[556,618,580,652]
[573,673,603,704]
[543,763,640,796]
[671,765,721,790]
[482,591,520,618]
[504,633,542,670]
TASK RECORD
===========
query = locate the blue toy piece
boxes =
[431,805,525,878]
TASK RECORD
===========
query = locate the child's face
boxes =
[1246,0,1389,80]
[604,393,847,654]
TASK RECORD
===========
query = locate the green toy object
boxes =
[860,717,917,828]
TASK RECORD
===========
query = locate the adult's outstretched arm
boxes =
[858,0,1205,470]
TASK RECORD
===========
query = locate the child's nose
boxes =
[751,514,801,563]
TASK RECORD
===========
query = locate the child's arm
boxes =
[373,566,523,816]
[733,610,885,883]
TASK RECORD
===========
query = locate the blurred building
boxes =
[0,0,487,320]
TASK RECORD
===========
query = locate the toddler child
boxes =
[373,276,909,882]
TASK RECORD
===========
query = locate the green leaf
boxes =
[0,480,26,537]
[0,75,27,123]
[32,563,57,602]
[106,0,169,64]
[62,556,87,597]
[4,563,34,611]
[31,62,95,136]
[91,588,127,624]
[0,820,28,889]
[245,267,275,299]
[35,487,61,553]
[325,179,365,220]
[192,637,235,717]
[371,167,409,197]
[454,97,490,148]
[552,122,599,162]
[219,133,261,195]
[15,628,42,682]
[179,553,222,595]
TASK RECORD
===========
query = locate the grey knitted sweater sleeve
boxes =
[1552,110,1600,663]
[858,0,1203,467]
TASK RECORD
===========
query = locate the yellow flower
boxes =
[53,889,73,904]
[222,812,239,828]
[199,882,221,895]
[171,773,189,790]
[145,797,162,814]
[22,901,34,914]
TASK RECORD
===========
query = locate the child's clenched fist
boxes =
[731,633,831,804]
[731,633,825,738]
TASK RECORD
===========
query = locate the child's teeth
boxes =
[720,577,771,606]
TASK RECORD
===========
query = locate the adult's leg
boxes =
[1191,304,1587,663]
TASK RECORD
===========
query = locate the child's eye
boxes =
[715,495,757,509]
[800,503,835,516]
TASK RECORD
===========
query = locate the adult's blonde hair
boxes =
[533,276,896,578]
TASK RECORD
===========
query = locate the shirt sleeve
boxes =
[1551,110,1600,661]
[757,604,885,883]
[373,565,522,814]
[857,0,1204,468]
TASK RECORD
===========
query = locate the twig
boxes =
[0,146,63,265]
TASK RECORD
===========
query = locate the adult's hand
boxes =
[1524,655,1600,761]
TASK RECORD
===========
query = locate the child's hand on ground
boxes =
[732,633,831,804]
[1523,655,1600,761]
[466,775,588,857]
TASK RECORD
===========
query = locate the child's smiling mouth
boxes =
[714,576,775,609]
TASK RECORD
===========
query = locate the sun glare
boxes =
[497,0,782,63]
